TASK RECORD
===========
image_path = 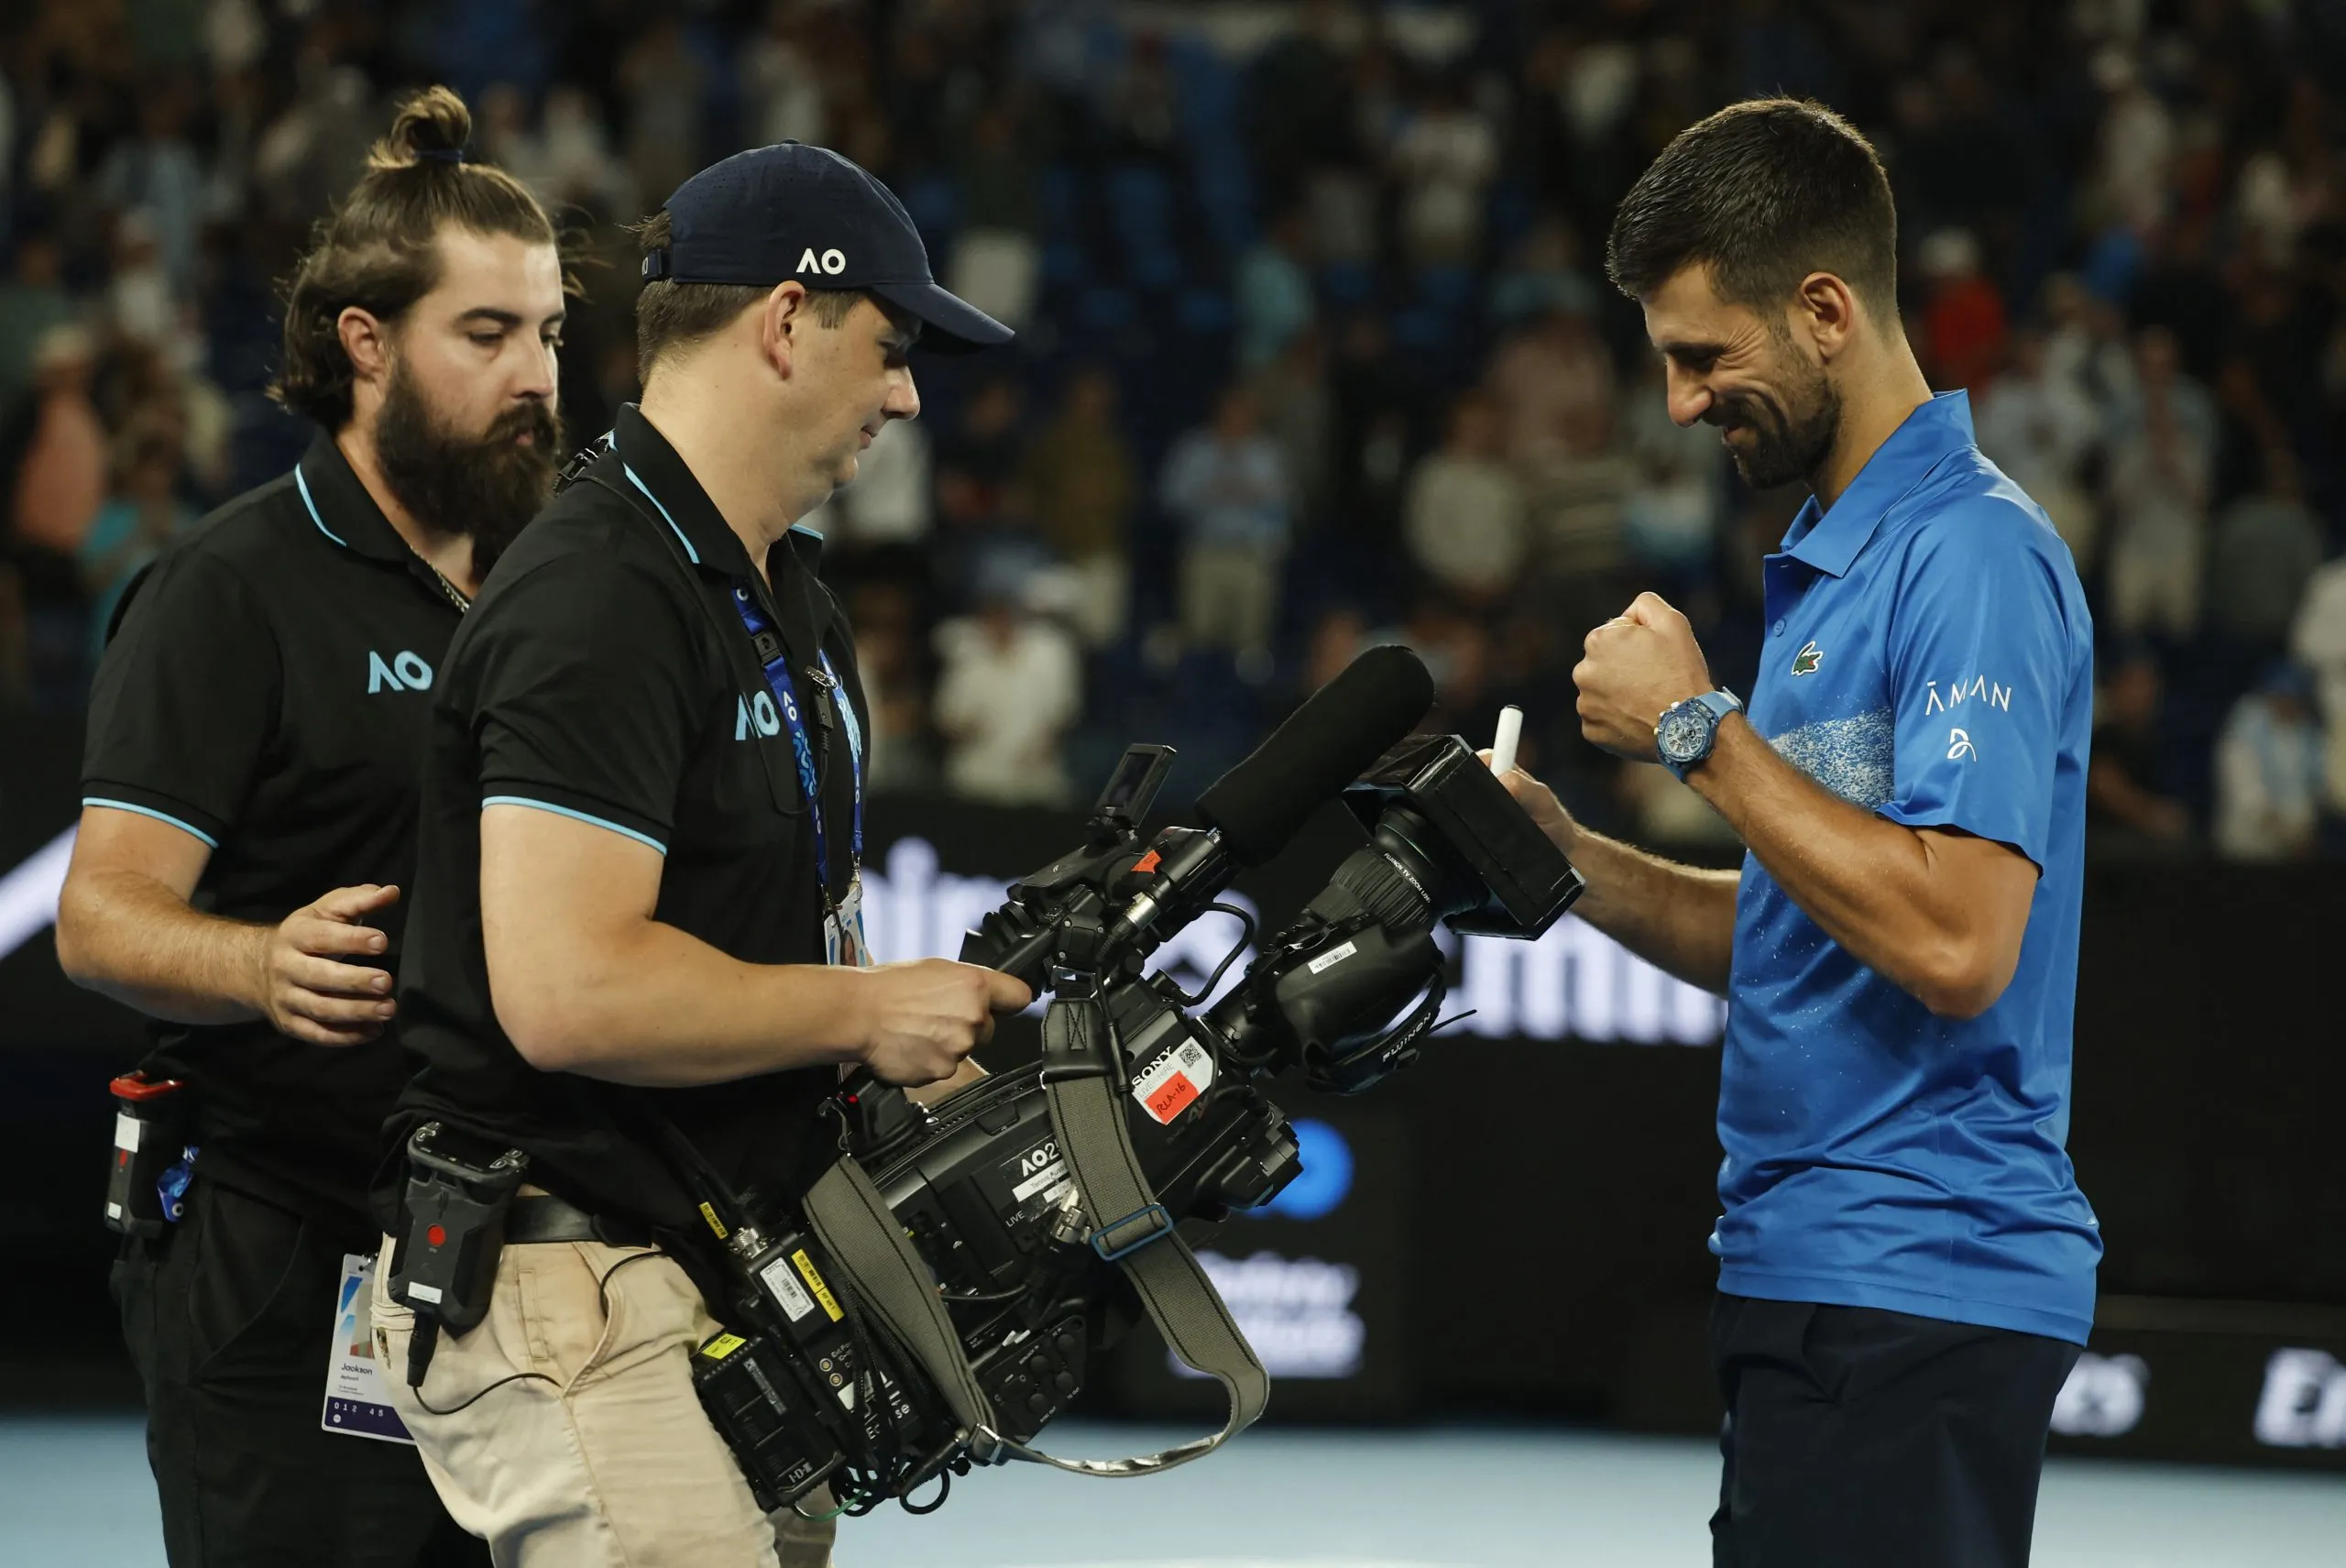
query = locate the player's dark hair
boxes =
[272,87,569,428]
[1606,97,1900,321]
[629,211,869,382]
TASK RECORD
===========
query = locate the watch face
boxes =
[1658,706,1705,764]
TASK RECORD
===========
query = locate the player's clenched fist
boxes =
[1573,592,1716,762]
[853,959,1034,1086]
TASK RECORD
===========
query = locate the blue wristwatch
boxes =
[1656,689,1744,782]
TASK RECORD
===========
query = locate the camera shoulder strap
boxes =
[1019,991,1270,1474]
[798,992,1269,1482]
[801,1153,999,1436]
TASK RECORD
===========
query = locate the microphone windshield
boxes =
[1197,645,1434,866]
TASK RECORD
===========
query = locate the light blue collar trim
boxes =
[293,465,348,548]
[622,463,699,565]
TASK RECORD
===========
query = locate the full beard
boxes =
[1711,349,1841,494]
[373,364,563,581]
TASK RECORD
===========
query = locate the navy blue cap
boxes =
[643,143,1012,354]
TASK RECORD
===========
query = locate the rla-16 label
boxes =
[1132,1039,1215,1125]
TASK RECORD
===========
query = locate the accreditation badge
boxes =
[321,1252,415,1443]
[825,872,873,969]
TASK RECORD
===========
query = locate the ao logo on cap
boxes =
[796,247,848,276]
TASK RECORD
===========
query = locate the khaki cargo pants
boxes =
[372,1236,837,1567]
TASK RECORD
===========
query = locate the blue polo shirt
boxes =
[1714,390,2102,1346]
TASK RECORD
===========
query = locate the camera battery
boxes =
[691,1330,844,1509]
[741,1233,923,1453]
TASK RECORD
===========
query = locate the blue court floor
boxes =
[4,1416,2341,1566]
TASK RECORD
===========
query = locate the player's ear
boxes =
[1797,272,1859,362]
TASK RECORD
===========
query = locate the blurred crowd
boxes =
[4,0,2344,861]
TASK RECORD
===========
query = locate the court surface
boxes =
[5,1416,2341,1566]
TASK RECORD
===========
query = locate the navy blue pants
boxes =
[1711,1292,2080,1568]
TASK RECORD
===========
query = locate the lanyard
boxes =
[587,431,865,903]
[729,583,862,901]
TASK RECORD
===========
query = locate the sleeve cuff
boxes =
[1876,801,2045,875]
[479,786,670,856]
[79,785,228,850]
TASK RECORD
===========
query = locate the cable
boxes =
[938,1284,1027,1305]
[898,1467,951,1515]
[412,1367,554,1418]
[817,1268,992,1519]
[937,1251,1051,1309]
[1163,902,1259,1007]
[411,1247,665,1416]
[826,1286,907,1513]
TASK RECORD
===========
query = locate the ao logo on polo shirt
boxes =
[735,691,782,740]
[367,650,434,693]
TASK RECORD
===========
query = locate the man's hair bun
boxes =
[371,85,472,170]
[273,84,567,429]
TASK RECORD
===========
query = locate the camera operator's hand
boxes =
[1481,751,1581,858]
[854,959,1034,1086]
[253,883,401,1047]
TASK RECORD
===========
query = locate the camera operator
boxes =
[54,88,564,1566]
[367,145,1030,1567]
[1496,102,2098,1567]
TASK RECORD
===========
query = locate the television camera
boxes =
[689,648,1584,1515]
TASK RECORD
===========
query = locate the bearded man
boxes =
[1496,100,2099,1568]
[55,86,565,1567]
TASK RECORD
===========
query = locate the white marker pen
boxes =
[1490,706,1523,776]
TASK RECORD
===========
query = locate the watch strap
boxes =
[1693,689,1744,724]
[1662,689,1744,782]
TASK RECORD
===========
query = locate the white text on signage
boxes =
[2255,1348,2346,1448]
[861,838,1726,1047]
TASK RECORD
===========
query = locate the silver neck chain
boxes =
[424,561,472,615]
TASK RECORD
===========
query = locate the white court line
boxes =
[0,825,75,961]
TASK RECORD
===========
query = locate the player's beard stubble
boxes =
[1708,336,1842,494]
[374,358,563,582]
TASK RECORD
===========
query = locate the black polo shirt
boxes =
[380,404,868,1234]
[82,432,467,1243]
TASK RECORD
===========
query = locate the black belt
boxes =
[506,1194,655,1248]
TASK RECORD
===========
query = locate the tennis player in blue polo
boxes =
[1496,100,2099,1567]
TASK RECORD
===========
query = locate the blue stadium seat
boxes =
[1484,178,1536,260]
[1107,165,1182,292]
[1042,240,1091,290]
[1040,165,1084,238]
[1169,35,1239,142]
[1178,288,1233,334]
[1078,286,1138,334]
[1321,260,1376,308]
[1417,263,1477,316]
[900,170,961,259]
